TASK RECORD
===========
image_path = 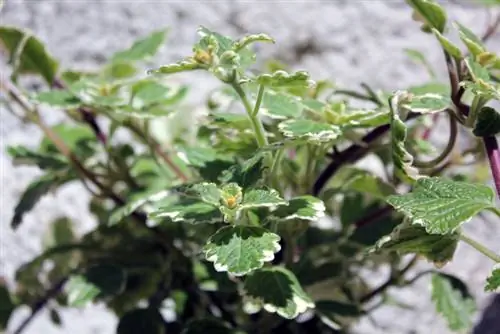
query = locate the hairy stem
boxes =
[460,234,500,263]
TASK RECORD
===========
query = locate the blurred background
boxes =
[1,1,499,333]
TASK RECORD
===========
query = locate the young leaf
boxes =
[117,308,165,334]
[233,33,275,51]
[485,265,500,292]
[464,57,490,82]
[260,91,304,119]
[328,109,390,129]
[112,30,167,62]
[331,167,395,199]
[243,266,314,319]
[269,196,325,221]
[432,29,462,60]
[7,145,68,170]
[454,22,484,49]
[108,189,170,226]
[11,171,75,229]
[219,153,266,189]
[431,273,476,331]
[148,60,203,75]
[31,90,81,108]
[386,177,496,234]
[204,225,281,276]
[374,222,459,266]
[256,70,314,88]
[315,300,363,321]
[407,0,447,33]
[149,202,222,224]
[473,106,500,137]
[0,281,15,330]
[240,189,287,209]
[66,264,126,307]
[278,119,341,143]
[0,26,59,83]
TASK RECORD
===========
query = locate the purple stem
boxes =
[483,136,500,199]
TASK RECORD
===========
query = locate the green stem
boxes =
[270,148,284,190]
[466,95,487,128]
[232,82,268,148]
[253,84,265,117]
[460,233,500,262]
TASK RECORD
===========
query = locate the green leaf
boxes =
[400,93,450,114]
[243,266,314,319]
[485,265,500,292]
[464,57,490,82]
[181,318,233,334]
[256,70,314,88]
[112,30,167,62]
[117,308,165,334]
[459,35,485,59]
[204,226,281,276]
[374,221,459,266]
[43,217,76,248]
[192,183,222,207]
[0,280,15,330]
[269,196,325,221]
[148,60,203,75]
[473,106,500,137]
[407,82,450,95]
[431,273,476,331]
[40,124,95,155]
[66,264,126,307]
[389,91,421,182]
[233,33,275,52]
[278,119,341,143]
[432,29,462,60]
[261,91,303,119]
[331,167,395,199]
[11,171,75,229]
[0,26,59,83]
[7,145,68,170]
[329,109,390,129]
[149,202,222,224]
[131,81,170,109]
[407,0,447,33]
[31,90,81,108]
[109,189,170,226]
[404,48,437,78]
[240,188,287,209]
[386,177,496,234]
[103,61,137,79]
[69,79,125,107]
[454,22,484,50]
[219,153,266,189]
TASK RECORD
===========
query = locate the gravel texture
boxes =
[1,1,499,333]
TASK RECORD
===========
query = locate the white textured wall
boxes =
[1,1,499,333]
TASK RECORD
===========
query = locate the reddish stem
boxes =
[483,136,500,199]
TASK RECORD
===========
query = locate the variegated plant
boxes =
[1,1,500,333]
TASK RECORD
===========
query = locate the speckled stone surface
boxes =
[1,1,499,333]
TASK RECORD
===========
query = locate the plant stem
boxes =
[483,136,500,199]
[12,277,68,334]
[253,84,265,117]
[313,112,420,195]
[413,111,457,169]
[232,82,268,148]
[460,233,500,263]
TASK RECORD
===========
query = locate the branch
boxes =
[52,78,107,145]
[12,277,68,334]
